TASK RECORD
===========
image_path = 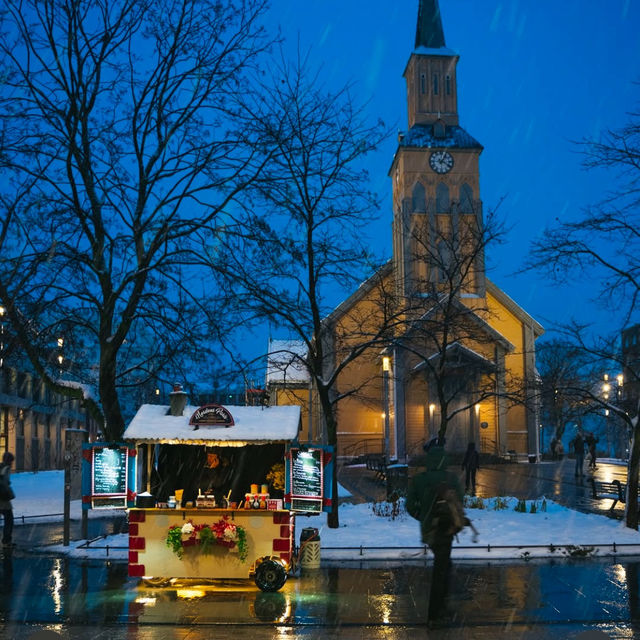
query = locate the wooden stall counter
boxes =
[128,507,294,586]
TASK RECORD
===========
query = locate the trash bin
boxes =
[299,527,321,569]
[386,463,408,500]
[528,454,537,464]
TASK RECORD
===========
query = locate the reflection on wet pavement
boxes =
[2,553,640,632]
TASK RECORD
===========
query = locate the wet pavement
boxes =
[2,551,640,638]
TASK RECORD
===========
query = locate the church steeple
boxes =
[404,0,459,128]
[415,0,446,50]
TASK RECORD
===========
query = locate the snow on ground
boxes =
[8,469,640,562]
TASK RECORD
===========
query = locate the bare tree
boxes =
[0,0,273,438]
[526,103,640,527]
[536,339,593,447]
[212,52,391,527]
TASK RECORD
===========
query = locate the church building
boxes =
[269,0,543,462]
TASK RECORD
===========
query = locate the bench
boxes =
[588,478,626,510]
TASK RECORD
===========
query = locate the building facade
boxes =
[0,366,99,471]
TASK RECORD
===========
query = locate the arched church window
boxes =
[433,119,446,139]
[433,73,439,95]
[420,73,426,94]
[437,240,450,282]
[436,183,449,213]
[445,75,451,95]
[460,183,474,213]
[412,182,426,212]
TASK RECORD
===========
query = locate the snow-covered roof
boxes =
[398,124,483,150]
[123,403,301,446]
[266,339,309,385]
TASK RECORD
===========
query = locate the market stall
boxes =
[122,401,327,592]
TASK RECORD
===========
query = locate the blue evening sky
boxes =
[265,0,640,338]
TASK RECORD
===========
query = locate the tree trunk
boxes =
[318,387,340,529]
[626,422,640,530]
[99,347,124,441]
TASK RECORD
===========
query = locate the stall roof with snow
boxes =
[123,403,301,446]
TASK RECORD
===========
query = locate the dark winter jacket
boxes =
[461,445,480,471]
[406,447,464,544]
[571,434,585,455]
[0,463,13,510]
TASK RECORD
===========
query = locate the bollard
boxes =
[299,527,321,569]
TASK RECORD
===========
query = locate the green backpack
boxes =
[423,482,466,545]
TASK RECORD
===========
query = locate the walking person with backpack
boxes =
[461,442,480,493]
[0,452,15,549]
[570,430,586,478]
[406,446,467,626]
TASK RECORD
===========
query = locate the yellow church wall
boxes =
[405,376,429,457]
[329,270,394,456]
[483,289,539,450]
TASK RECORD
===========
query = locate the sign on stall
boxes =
[284,445,333,514]
[81,443,137,509]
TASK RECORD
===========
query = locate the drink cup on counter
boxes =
[174,489,184,505]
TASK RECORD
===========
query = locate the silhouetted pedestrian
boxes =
[407,447,464,625]
[585,432,598,469]
[570,431,585,477]
[0,452,15,549]
[461,442,480,493]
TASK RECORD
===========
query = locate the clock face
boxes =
[429,150,454,174]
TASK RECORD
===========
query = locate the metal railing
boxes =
[342,438,384,460]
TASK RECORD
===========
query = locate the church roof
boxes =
[415,0,446,49]
[266,338,310,385]
[398,124,483,150]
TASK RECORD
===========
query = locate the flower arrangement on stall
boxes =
[166,517,248,561]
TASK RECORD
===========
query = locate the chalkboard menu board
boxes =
[92,447,127,495]
[290,448,322,502]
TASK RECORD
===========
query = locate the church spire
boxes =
[415,0,446,49]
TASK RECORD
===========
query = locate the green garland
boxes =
[165,521,249,562]
[236,525,248,562]
[166,526,184,558]
[198,525,215,554]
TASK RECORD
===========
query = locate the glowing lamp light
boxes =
[382,356,391,372]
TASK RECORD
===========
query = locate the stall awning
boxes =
[123,404,301,446]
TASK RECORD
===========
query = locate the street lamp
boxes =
[382,356,391,463]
